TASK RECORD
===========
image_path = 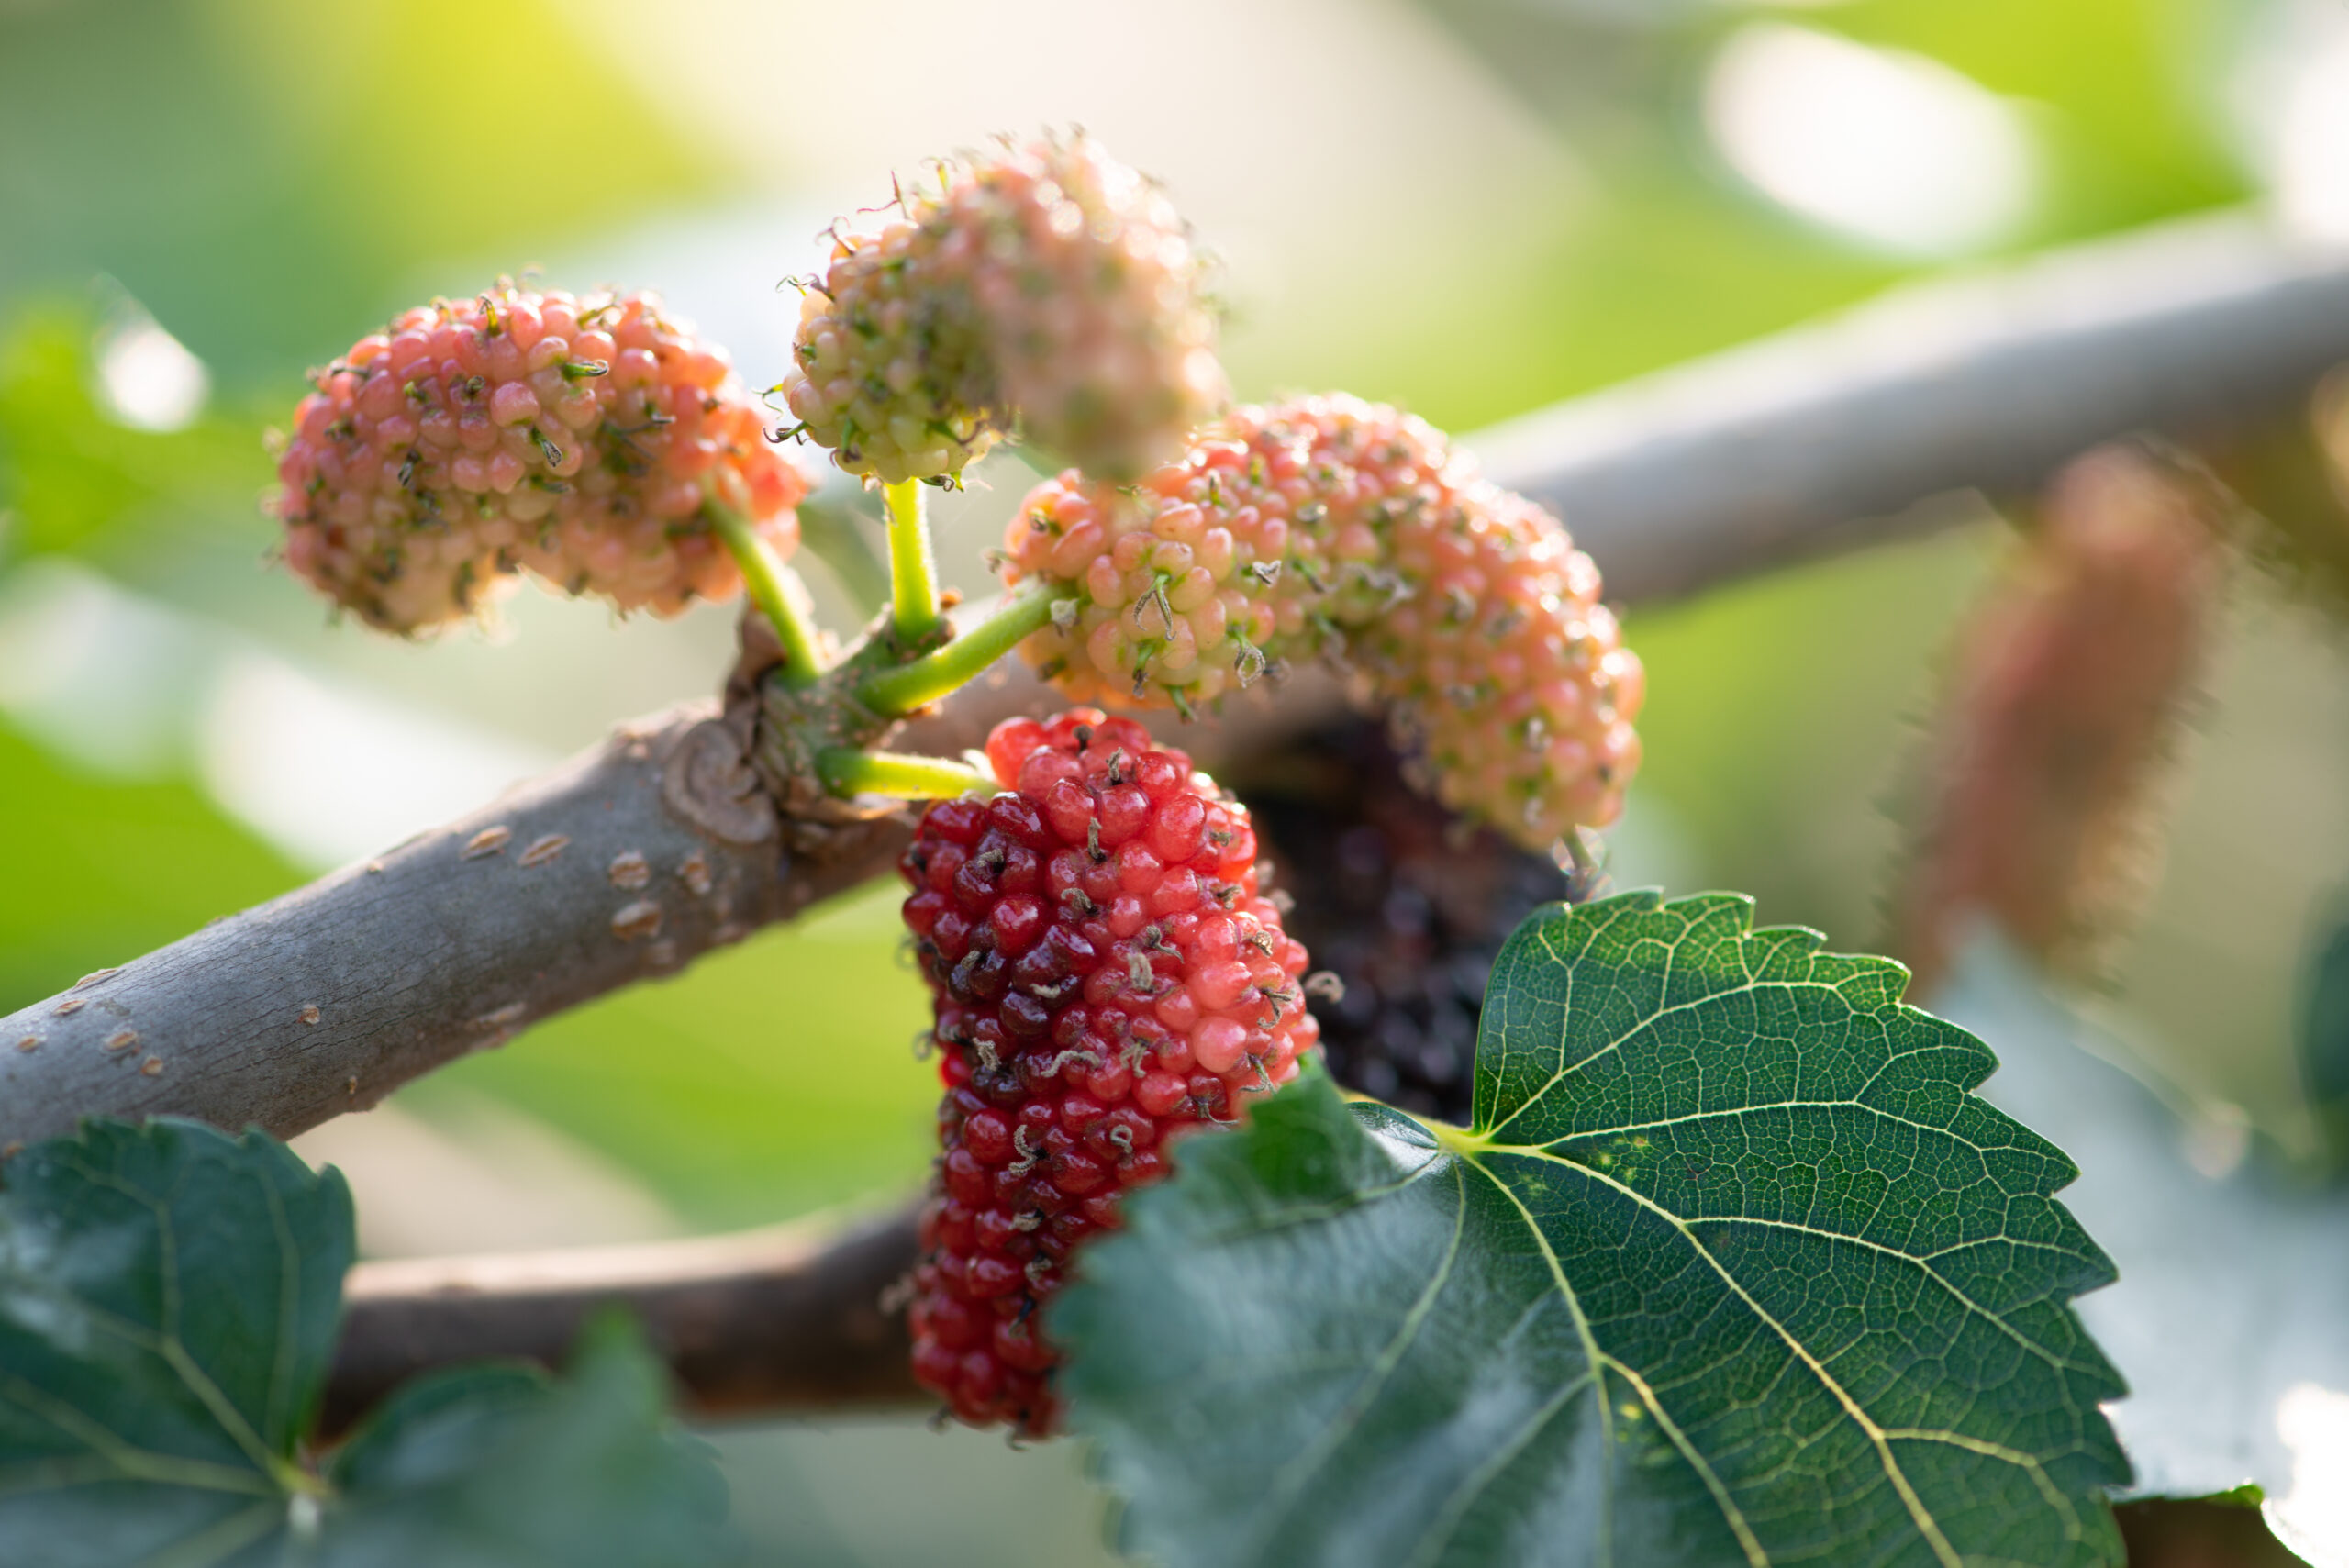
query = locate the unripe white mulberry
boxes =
[781,134,1224,486]
[273,284,808,633]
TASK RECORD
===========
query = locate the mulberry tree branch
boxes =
[7,211,2349,1158]
[1482,213,2349,602]
[0,704,845,1151]
[320,1207,923,1438]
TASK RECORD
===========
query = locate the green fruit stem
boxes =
[884,477,942,646]
[857,580,1064,717]
[817,746,996,800]
[709,499,826,688]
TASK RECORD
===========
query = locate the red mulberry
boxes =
[273,283,808,632]
[782,134,1224,485]
[900,709,1316,1434]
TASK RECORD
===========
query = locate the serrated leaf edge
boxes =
[1461,892,2121,1566]
[1064,893,2130,1568]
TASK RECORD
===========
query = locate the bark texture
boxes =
[1,705,898,1149]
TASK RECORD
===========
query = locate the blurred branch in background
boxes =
[323,1206,920,1439]
[1482,212,2349,601]
[9,208,2349,1158]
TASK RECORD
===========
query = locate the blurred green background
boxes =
[6,0,2348,1560]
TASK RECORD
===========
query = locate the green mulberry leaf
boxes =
[317,1315,735,1568]
[0,1118,348,1564]
[1056,892,2131,1568]
[0,1118,736,1567]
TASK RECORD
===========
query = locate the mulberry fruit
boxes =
[782,133,1224,485]
[1002,394,1645,848]
[900,709,1315,1433]
[1234,717,1589,1125]
[274,283,808,633]
[1890,443,2226,994]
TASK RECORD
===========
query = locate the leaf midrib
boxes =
[1234,1164,1473,1563]
[1469,899,2106,1565]
[1475,1139,2099,1381]
[41,1151,314,1497]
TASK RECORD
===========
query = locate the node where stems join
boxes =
[858,580,1064,717]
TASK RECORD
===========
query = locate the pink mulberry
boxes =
[781,134,1224,486]
[273,283,809,633]
[1002,395,1644,849]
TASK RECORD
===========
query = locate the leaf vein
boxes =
[1520,1151,1970,1568]
[1237,1162,1473,1561]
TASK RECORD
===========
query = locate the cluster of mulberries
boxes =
[780,134,1224,486]
[1236,717,1586,1125]
[1002,395,1645,849]
[274,284,808,632]
[899,710,1315,1434]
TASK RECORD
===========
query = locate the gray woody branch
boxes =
[321,1207,921,1439]
[0,701,898,1153]
[1484,212,2349,602]
[5,208,2349,1418]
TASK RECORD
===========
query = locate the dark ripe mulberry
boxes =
[1234,717,1595,1126]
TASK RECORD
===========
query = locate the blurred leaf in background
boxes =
[0,301,252,565]
[0,716,298,1014]
[2299,895,2349,1162]
[0,0,723,383]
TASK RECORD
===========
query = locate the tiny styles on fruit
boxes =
[1,128,2174,1568]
